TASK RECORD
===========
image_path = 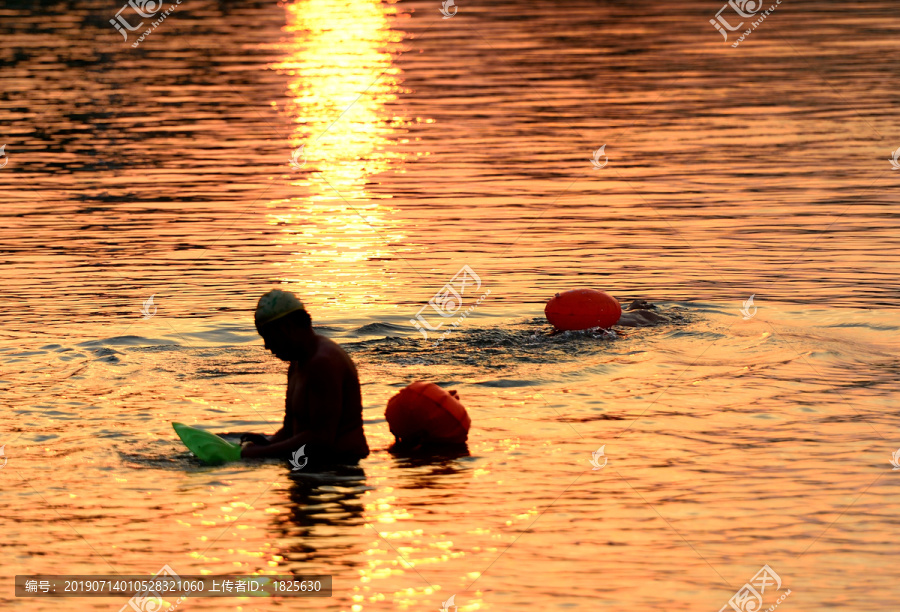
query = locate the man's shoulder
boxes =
[314,335,349,358]
[308,336,352,372]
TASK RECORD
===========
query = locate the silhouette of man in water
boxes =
[240,290,369,463]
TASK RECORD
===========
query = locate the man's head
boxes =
[255,289,316,362]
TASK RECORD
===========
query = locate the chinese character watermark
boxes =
[710,0,783,47]
[410,265,490,345]
[110,0,183,48]
[719,565,791,612]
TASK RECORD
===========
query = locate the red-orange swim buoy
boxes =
[385,381,471,445]
[545,288,622,331]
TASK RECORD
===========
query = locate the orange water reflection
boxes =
[267,0,415,313]
[265,2,462,609]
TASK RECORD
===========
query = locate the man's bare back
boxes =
[278,336,369,459]
[241,290,369,463]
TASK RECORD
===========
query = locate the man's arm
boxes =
[241,357,343,459]
[264,362,295,444]
[269,429,288,443]
[266,425,290,444]
[241,430,313,458]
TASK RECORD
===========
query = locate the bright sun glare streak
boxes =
[267,0,412,310]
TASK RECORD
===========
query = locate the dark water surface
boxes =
[1,0,899,610]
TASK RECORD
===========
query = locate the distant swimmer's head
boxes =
[255,289,314,362]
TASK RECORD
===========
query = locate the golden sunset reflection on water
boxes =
[267,0,416,312]
[2,0,900,610]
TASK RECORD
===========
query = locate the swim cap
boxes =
[255,289,306,329]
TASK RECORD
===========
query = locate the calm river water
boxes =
[1,0,899,610]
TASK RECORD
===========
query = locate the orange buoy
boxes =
[545,288,622,331]
[385,381,471,445]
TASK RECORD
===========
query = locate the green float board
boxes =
[172,422,242,465]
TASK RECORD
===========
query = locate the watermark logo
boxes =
[890,449,900,470]
[740,294,757,320]
[410,265,490,344]
[289,145,307,169]
[110,0,163,41]
[0,445,7,469]
[440,594,458,612]
[120,564,187,612]
[719,565,790,612]
[0,144,8,168]
[589,445,608,470]
[890,148,900,170]
[289,445,308,471]
[590,145,608,169]
[141,295,157,320]
[711,0,782,47]
[439,0,457,19]
[111,0,183,48]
